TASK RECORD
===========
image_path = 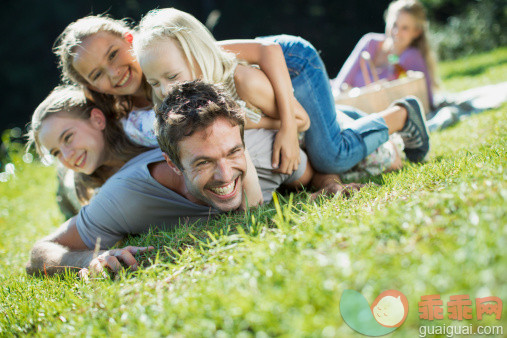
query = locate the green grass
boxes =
[438,46,507,92]
[1,47,506,336]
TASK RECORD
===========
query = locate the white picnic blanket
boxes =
[428,81,507,131]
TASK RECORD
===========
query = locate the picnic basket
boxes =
[333,52,430,114]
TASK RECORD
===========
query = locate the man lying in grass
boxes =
[26,81,363,278]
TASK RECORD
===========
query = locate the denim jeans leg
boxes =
[336,105,391,156]
[257,35,390,173]
[335,105,368,120]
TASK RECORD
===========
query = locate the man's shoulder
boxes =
[117,148,164,174]
[96,148,165,198]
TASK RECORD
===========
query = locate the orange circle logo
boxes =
[370,290,409,327]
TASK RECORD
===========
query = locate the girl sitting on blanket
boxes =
[27,85,263,209]
[332,0,438,109]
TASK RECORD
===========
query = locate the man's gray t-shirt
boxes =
[76,129,307,249]
[76,149,218,249]
[244,129,307,202]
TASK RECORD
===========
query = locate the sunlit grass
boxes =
[438,46,507,92]
[0,48,505,336]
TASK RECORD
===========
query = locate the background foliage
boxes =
[1,0,505,136]
[428,0,507,60]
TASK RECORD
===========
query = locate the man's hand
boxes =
[272,122,301,175]
[79,246,154,279]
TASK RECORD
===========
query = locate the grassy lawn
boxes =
[438,46,507,91]
[0,48,505,336]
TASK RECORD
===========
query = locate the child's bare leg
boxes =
[379,105,408,134]
[386,140,403,172]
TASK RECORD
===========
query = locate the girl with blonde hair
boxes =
[133,8,431,175]
[133,9,310,130]
[333,0,438,108]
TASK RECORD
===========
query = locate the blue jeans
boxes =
[257,35,389,173]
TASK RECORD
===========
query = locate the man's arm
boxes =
[26,217,152,276]
[26,216,92,275]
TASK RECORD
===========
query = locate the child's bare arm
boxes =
[219,40,309,174]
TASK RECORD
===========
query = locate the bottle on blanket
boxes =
[388,54,407,80]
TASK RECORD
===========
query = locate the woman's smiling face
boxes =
[38,109,107,175]
[72,31,144,96]
[388,11,422,52]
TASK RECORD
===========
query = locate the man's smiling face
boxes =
[173,117,247,212]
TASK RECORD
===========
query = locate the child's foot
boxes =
[386,140,403,172]
[394,96,430,162]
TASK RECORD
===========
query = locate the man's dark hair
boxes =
[155,80,246,169]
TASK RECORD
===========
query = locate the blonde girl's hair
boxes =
[385,0,439,88]
[27,85,149,204]
[133,8,238,105]
[53,15,150,115]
